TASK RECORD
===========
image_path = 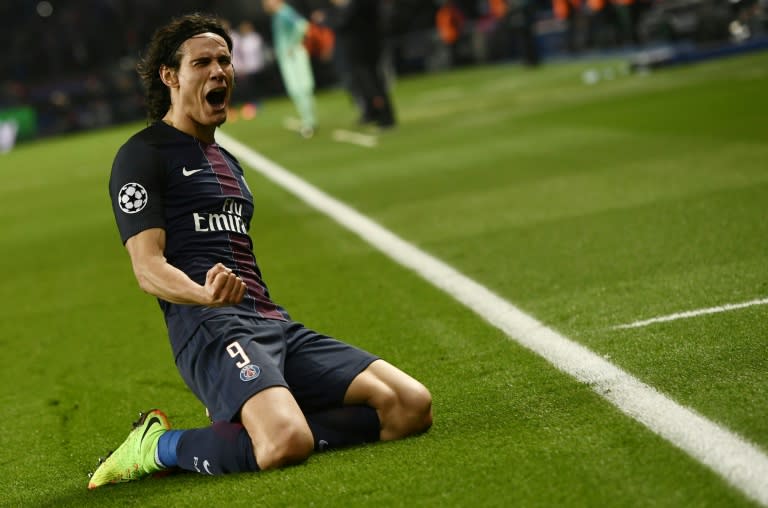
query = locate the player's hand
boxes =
[204,263,247,306]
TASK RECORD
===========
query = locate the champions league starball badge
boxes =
[118,183,148,214]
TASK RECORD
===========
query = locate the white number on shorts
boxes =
[226,341,251,368]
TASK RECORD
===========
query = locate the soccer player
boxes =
[262,0,317,138]
[89,13,432,488]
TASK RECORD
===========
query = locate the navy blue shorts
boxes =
[175,315,378,422]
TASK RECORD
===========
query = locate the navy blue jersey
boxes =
[109,122,289,356]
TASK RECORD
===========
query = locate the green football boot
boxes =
[87,409,170,489]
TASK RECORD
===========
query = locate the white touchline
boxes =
[614,297,768,329]
[331,129,378,148]
[217,130,768,506]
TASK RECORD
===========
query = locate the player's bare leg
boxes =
[343,360,433,441]
[239,386,315,470]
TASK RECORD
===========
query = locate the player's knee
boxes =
[254,423,314,470]
[382,383,433,439]
[404,383,433,434]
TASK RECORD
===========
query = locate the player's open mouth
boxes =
[206,88,227,109]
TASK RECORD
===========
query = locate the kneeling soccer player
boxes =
[89,12,431,488]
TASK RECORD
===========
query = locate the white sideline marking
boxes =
[331,129,378,148]
[217,130,768,507]
[283,118,377,147]
[614,297,768,329]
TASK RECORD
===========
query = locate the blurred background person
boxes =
[612,0,639,45]
[585,0,613,49]
[314,0,396,129]
[232,20,267,106]
[552,0,583,53]
[436,0,467,67]
[223,18,242,58]
[487,0,514,60]
[509,0,540,67]
[303,17,336,62]
[263,0,318,138]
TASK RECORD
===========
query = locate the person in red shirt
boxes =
[436,0,467,66]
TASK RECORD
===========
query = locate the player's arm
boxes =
[125,227,246,307]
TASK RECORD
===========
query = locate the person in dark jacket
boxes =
[314,0,396,128]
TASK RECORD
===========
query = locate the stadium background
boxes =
[1,0,766,147]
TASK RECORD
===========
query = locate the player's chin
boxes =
[212,111,228,127]
[203,104,229,126]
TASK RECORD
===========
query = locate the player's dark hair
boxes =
[137,13,233,122]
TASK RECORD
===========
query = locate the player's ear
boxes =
[160,65,179,88]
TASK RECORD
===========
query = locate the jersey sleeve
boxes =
[108,136,166,244]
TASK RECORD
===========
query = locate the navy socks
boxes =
[305,405,381,451]
[171,422,259,475]
[156,406,380,475]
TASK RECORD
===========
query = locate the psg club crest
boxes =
[118,183,148,214]
[240,364,261,382]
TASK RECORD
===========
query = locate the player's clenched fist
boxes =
[205,263,247,306]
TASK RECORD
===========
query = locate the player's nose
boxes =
[210,63,227,80]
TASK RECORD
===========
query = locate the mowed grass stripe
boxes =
[216,130,768,507]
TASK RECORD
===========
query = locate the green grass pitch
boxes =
[1,50,766,507]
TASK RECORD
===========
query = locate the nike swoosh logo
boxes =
[141,416,162,443]
[182,167,206,176]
